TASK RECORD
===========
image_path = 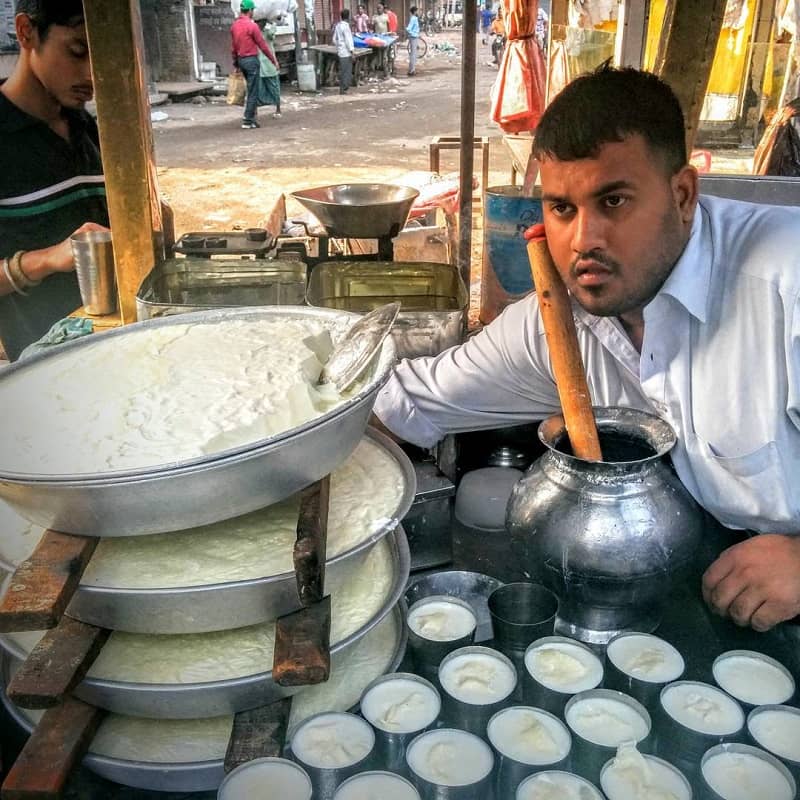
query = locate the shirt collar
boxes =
[0,86,89,137]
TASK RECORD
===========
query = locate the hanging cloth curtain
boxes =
[490,0,547,133]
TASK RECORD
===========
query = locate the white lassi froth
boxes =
[517,771,604,800]
[291,712,373,769]
[219,759,312,800]
[488,707,570,765]
[361,677,440,733]
[407,599,476,642]
[713,653,794,706]
[565,696,649,747]
[334,772,420,800]
[601,743,690,800]
[406,729,493,786]
[749,707,800,763]
[524,641,603,693]
[660,682,744,736]
[702,749,794,800]
[439,650,516,705]
[607,634,684,684]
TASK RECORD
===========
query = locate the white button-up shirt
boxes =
[374,194,800,533]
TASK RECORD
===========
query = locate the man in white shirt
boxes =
[374,66,800,633]
[332,8,355,94]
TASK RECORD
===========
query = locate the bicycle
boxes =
[407,35,428,59]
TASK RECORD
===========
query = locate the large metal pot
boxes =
[506,407,703,645]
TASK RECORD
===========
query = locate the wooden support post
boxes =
[294,477,330,607]
[273,595,332,687]
[741,0,779,146]
[224,697,293,773]
[83,0,164,323]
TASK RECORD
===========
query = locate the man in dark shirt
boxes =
[0,0,109,361]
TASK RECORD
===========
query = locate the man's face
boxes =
[539,135,697,321]
[26,19,93,109]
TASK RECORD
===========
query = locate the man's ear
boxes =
[14,13,39,51]
[672,164,699,226]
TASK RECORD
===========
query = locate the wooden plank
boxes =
[7,617,110,709]
[0,532,97,632]
[293,476,329,607]
[0,696,104,799]
[272,595,331,687]
[224,697,293,773]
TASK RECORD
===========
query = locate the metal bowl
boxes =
[290,183,419,239]
[0,307,397,537]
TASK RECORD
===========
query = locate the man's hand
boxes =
[40,222,110,275]
[702,534,800,632]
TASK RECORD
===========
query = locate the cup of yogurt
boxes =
[333,771,421,800]
[564,688,652,785]
[712,650,795,710]
[700,743,796,800]
[605,631,685,711]
[747,705,800,783]
[487,706,572,798]
[437,645,517,738]
[600,742,692,800]
[290,712,375,800]
[515,770,604,800]
[405,727,494,799]
[217,757,313,800]
[406,595,478,681]
[523,636,604,716]
[360,672,441,776]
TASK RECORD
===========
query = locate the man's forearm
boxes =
[1,248,52,297]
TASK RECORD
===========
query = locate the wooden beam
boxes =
[83,0,164,324]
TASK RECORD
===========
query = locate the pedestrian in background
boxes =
[354,4,370,33]
[332,9,355,94]
[372,4,389,33]
[480,0,494,45]
[385,3,399,33]
[406,5,420,76]
[257,21,282,118]
[231,0,280,129]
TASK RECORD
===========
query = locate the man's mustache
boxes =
[569,251,620,275]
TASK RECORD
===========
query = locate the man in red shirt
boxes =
[231,0,279,129]
[385,4,399,33]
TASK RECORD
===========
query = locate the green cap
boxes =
[241,0,256,10]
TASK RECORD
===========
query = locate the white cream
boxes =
[291,712,373,769]
[600,743,690,800]
[79,437,404,589]
[360,677,440,733]
[660,682,744,736]
[566,696,649,748]
[406,599,476,642]
[524,641,603,694]
[219,759,312,800]
[438,650,516,705]
[713,653,794,707]
[406,729,493,786]
[702,750,794,800]
[517,771,604,800]
[606,634,684,684]
[749,708,800,763]
[0,316,354,476]
[334,772,420,800]
[487,707,570,765]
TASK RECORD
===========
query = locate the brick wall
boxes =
[141,0,197,83]
[195,2,236,75]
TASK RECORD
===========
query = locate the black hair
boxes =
[340,8,350,20]
[410,5,417,12]
[533,63,687,175]
[15,0,84,39]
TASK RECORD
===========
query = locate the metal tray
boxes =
[64,429,415,634]
[136,257,307,321]
[1,604,407,794]
[307,260,467,359]
[0,307,397,537]
[0,528,409,719]
[174,230,276,256]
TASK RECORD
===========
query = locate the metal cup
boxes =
[333,771,421,799]
[217,757,313,799]
[406,595,477,683]
[712,649,796,711]
[516,770,604,799]
[438,645,517,738]
[747,705,800,785]
[70,230,117,315]
[487,706,571,799]
[700,743,797,800]
[599,752,692,800]
[488,582,558,654]
[359,672,441,777]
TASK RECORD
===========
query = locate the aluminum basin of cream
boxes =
[660,682,744,736]
[712,651,795,707]
[524,639,603,694]
[439,648,516,705]
[516,770,604,800]
[606,633,685,684]
[291,712,374,770]
[565,694,650,748]
[333,771,421,800]
[360,675,440,733]
[701,744,795,800]
[488,706,571,765]
[600,743,691,800]
[748,705,800,765]
[218,757,312,800]
[406,598,477,642]
[406,728,494,787]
